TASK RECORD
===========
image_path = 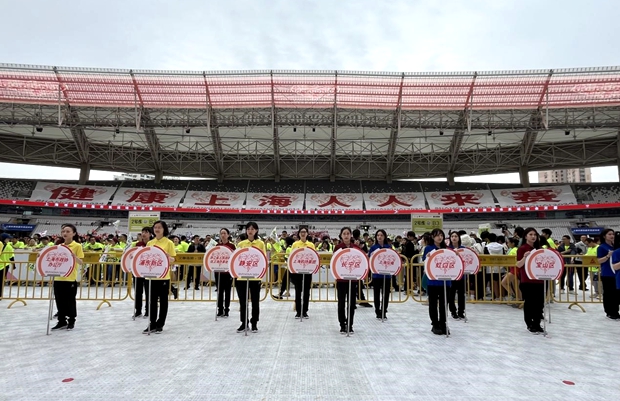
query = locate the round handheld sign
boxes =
[288,247,321,274]
[120,247,140,274]
[229,247,268,279]
[132,246,171,279]
[369,248,402,276]
[525,248,564,280]
[36,245,76,278]
[424,248,464,281]
[330,248,369,281]
[204,245,233,273]
[456,247,481,275]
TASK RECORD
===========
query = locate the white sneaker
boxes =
[560,289,565,294]
[283,291,290,297]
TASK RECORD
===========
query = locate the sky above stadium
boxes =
[1,0,618,183]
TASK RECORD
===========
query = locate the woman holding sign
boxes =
[422,229,450,335]
[368,229,392,320]
[333,227,362,334]
[235,222,266,333]
[143,221,176,334]
[217,228,235,317]
[51,224,84,331]
[448,231,466,320]
[515,227,544,334]
[290,228,315,319]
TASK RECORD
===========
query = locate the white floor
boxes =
[1,288,619,401]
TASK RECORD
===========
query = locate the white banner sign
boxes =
[111,188,184,208]
[305,193,364,210]
[364,193,426,210]
[492,185,576,207]
[425,190,495,210]
[182,191,246,209]
[30,182,115,205]
[245,193,305,210]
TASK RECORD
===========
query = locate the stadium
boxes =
[2,1,620,394]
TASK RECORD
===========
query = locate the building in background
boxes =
[538,168,592,183]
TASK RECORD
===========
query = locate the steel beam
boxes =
[447,73,477,182]
[204,73,224,181]
[270,71,280,181]
[330,71,338,181]
[385,73,405,183]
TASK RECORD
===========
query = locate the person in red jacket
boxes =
[334,227,362,334]
[516,227,544,334]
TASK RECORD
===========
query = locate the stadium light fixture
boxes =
[312,127,316,132]
[115,128,120,134]
[565,130,570,135]
[487,130,492,135]
[35,126,43,133]
[185,127,191,134]
[293,127,297,132]
[439,130,444,136]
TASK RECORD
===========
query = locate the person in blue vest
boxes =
[368,229,392,320]
[422,228,451,335]
[598,228,619,320]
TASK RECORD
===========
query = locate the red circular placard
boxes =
[330,248,369,281]
[228,247,268,279]
[36,245,76,278]
[424,248,464,281]
[456,247,481,275]
[203,245,233,273]
[369,248,402,276]
[120,247,140,274]
[287,247,321,274]
[132,246,171,279]
[525,248,564,280]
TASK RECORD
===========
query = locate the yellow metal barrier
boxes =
[552,256,601,313]
[1,251,130,310]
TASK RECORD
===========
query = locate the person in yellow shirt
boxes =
[0,235,5,300]
[143,220,176,334]
[51,224,84,331]
[290,228,316,319]
[1,235,15,285]
[585,238,600,298]
[235,221,266,333]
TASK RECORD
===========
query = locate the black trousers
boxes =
[216,272,232,312]
[148,279,170,328]
[372,276,390,317]
[236,280,260,324]
[356,280,368,302]
[53,280,78,323]
[291,273,312,314]
[474,271,485,299]
[0,267,5,298]
[337,280,357,328]
[602,276,619,317]
[574,261,588,290]
[279,269,290,294]
[448,278,465,315]
[186,265,201,289]
[427,284,447,326]
[519,282,544,328]
[134,277,150,315]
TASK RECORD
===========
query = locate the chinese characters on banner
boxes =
[182,192,246,209]
[29,182,115,205]
[245,193,305,210]
[492,185,577,207]
[305,193,364,210]
[425,190,495,209]
[364,193,426,210]
[111,188,184,208]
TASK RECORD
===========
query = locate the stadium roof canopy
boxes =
[0,64,619,184]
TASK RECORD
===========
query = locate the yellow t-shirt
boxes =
[291,240,316,250]
[146,237,177,280]
[0,242,4,271]
[236,238,266,281]
[56,241,85,282]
